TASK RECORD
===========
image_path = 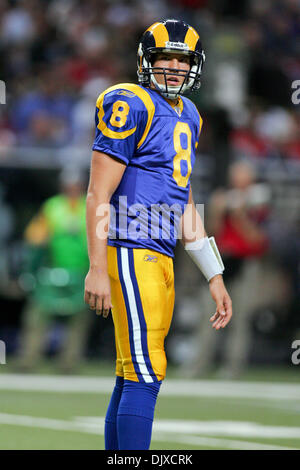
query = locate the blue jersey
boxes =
[92,83,202,258]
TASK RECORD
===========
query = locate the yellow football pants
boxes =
[107,245,175,383]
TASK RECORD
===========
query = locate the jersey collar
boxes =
[165,96,184,117]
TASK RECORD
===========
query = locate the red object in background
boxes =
[230,128,270,159]
[231,128,300,160]
[173,0,208,8]
[216,209,269,258]
[64,58,90,88]
[283,140,300,160]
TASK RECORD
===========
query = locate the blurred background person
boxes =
[15,167,91,373]
[189,160,289,378]
[0,182,15,295]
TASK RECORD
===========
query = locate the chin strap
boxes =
[150,75,184,99]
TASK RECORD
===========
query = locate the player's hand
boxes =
[208,274,232,330]
[84,267,112,318]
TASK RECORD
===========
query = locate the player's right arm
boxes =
[85,85,148,317]
[84,150,126,317]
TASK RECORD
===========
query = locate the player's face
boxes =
[151,53,191,88]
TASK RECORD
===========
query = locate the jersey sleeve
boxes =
[92,87,148,165]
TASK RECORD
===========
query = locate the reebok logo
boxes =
[143,254,158,262]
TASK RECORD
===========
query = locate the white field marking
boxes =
[0,413,102,435]
[76,416,300,440]
[152,433,295,450]
[0,413,296,450]
[0,374,300,401]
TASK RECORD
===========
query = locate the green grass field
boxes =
[0,362,300,450]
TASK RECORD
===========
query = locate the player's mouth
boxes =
[166,77,180,85]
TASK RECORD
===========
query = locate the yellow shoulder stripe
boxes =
[198,114,203,137]
[96,83,155,148]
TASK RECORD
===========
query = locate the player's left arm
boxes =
[180,186,232,329]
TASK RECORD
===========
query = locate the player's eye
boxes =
[180,57,190,64]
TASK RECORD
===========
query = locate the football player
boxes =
[84,19,232,450]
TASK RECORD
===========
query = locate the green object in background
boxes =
[20,266,86,315]
[43,195,88,271]
[21,194,89,315]
[32,268,86,315]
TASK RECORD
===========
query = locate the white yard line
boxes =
[0,374,300,400]
[77,416,300,440]
[152,433,295,450]
[0,413,296,450]
[0,413,92,434]
[154,419,300,439]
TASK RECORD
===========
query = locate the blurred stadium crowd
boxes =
[0,0,299,375]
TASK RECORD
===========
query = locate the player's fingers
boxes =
[220,298,232,328]
[220,319,229,328]
[225,299,233,319]
[105,305,114,319]
[89,293,97,310]
[96,296,103,316]
[103,294,111,310]
[211,300,226,328]
[216,301,226,317]
[220,312,232,328]
[210,311,218,322]
[103,308,111,319]
[84,290,90,305]
[219,312,232,329]
[213,308,227,329]
[213,316,223,329]
[102,295,111,318]
[212,314,223,329]
[95,295,102,311]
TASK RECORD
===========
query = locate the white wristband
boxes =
[185,236,224,282]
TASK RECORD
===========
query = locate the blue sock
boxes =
[117,379,161,450]
[105,376,124,450]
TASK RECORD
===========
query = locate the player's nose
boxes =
[169,58,180,69]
